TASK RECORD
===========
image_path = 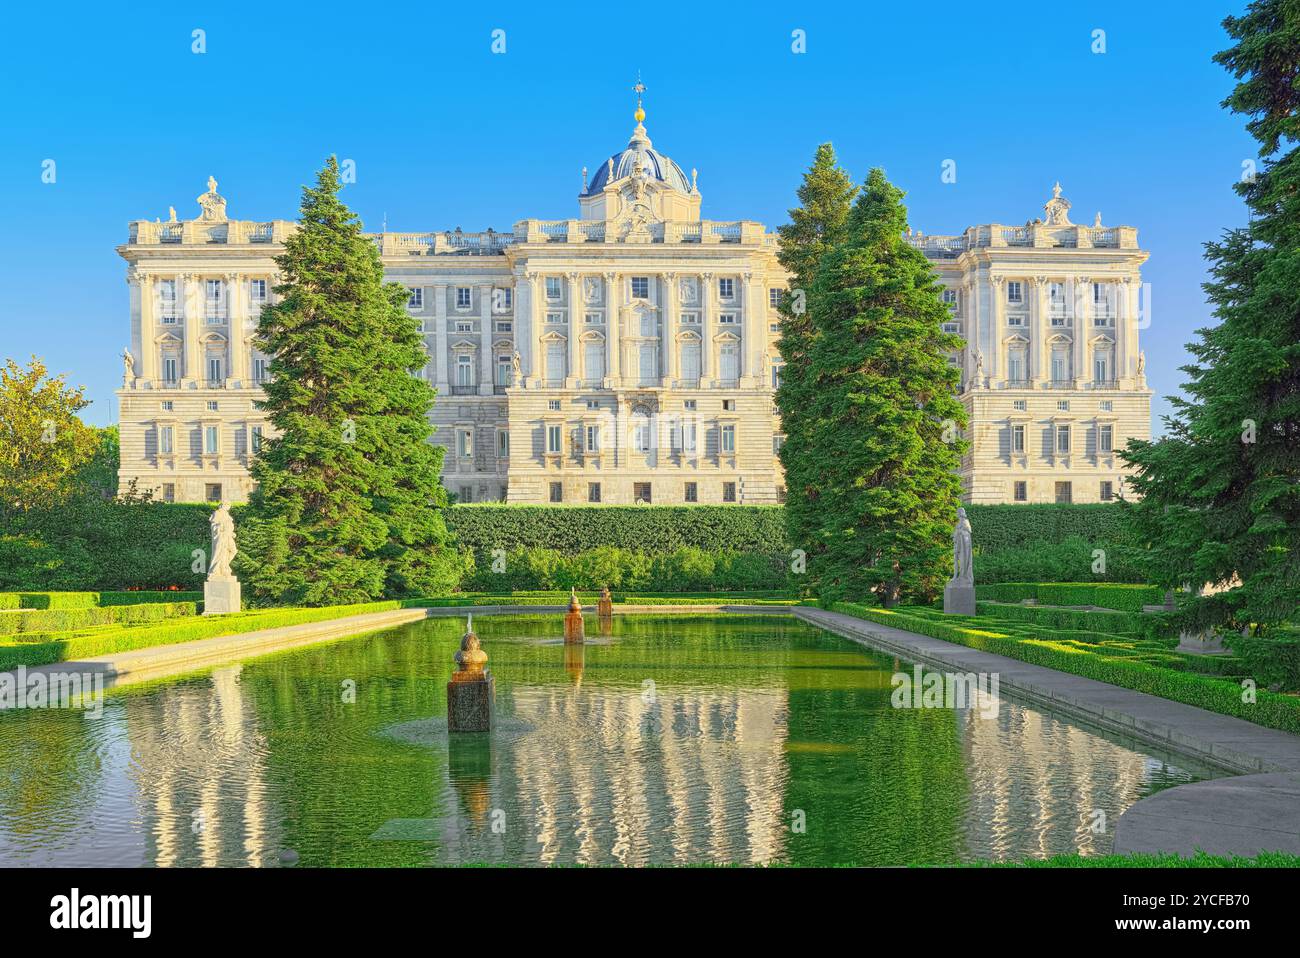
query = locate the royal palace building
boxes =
[116,97,1151,507]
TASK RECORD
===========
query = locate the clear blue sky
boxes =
[0,0,1257,430]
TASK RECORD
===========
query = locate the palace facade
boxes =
[116,100,1151,506]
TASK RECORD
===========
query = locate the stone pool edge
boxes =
[795,606,1300,859]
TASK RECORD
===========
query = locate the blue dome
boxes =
[585,127,692,195]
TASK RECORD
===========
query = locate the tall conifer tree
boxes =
[775,144,857,581]
[237,158,462,605]
[803,169,966,605]
[1122,0,1300,633]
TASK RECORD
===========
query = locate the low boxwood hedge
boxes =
[0,601,407,672]
[974,582,1165,612]
[0,601,197,637]
[0,591,201,610]
[830,602,1300,735]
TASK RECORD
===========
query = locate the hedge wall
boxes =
[964,504,1136,551]
[974,582,1164,612]
[445,505,791,556]
[0,601,197,637]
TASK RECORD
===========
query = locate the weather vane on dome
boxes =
[633,73,646,124]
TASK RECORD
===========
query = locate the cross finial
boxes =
[632,72,646,124]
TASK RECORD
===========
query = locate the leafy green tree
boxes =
[774,144,857,586]
[1121,0,1300,633]
[0,357,99,514]
[236,157,463,606]
[801,169,967,605]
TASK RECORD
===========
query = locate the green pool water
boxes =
[0,614,1218,866]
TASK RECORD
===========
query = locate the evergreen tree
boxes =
[802,169,966,605]
[774,144,857,584]
[237,157,463,606]
[1121,0,1300,633]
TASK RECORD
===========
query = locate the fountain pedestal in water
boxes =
[564,588,586,644]
[447,615,494,733]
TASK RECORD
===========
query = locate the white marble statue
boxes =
[122,347,135,383]
[209,503,237,580]
[952,507,973,585]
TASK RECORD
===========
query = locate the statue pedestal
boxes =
[204,577,242,614]
[447,673,494,733]
[943,581,976,616]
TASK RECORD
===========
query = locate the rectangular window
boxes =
[1014,480,1027,502]
[407,287,423,309]
[158,279,178,321]
[546,277,562,300]
[722,482,737,503]
[548,399,561,411]
[161,400,174,412]
[719,312,738,325]
[1100,480,1114,501]
[721,424,736,454]
[1099,400,1113,412]
[208,357,222,383]
[205,483,222,503]
[1007,314,1025,327]
[683,399,697,411]
[251,425,263,454]
[1057,400,1070,412]
[159,425,174,454]
[722,399,735,411]
[1007,354,1024,381]
[634,482,652,504]
[162,483,175,503]
[206,279,223,301]
[495,321,513,333]
[1094,354,1110,382]
[253,358,268,383]
[1012,399,1027,411]
[204,425,219,455]
[249,279,267,301]
[549,482,563,503]
[458,485,474,503]
[588,482,602,503]
[1093,282,1106,303]
[456,287,472,309]
[942,289,958,306]
[681,312,699,325]
[684,482,698,503]
[493,287,513,312]
[163,357,178,383]
[458,429,473,458]
[547,424,562,454]
[585,312,601,325]
[1056,424,1071,453]
[683,422,697,453]
[1012,424,1025,453]
[456,321,473,333]
[1099,423,1113,454]
[718,278,734,300]
[631,276,649,299]
[1006,281,1023,303]
[585,424,600,452]
[456,355,474,386]
[768,288,783,308]
[207,401,219,412]
[1055,481,1073,504]
[496,430,509,459]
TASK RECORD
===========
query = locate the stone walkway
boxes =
[796,606,1300,858]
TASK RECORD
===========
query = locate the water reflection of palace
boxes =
[439,684,792,866]
[955,704,1154,858]
[123,665,279,866]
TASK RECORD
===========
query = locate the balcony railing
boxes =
[1046,380,1074,390]
[493,384,508,395]
[1090,379,1118,389]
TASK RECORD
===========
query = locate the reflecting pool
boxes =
[0,614,1220,866]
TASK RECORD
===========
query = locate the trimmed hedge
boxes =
[830,603,1300,734]
[0,591,202,610]
[0,601,197,637]
[0,600,405,671]
[446,505,790,556]
[964,504,1134,552]
[974,582,1164,612]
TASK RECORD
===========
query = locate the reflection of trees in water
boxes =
[0,706,97,845]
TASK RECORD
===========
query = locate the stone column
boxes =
[1032,276,1048,385]
[434,283,449,391]
[138,273,157,383]
[987,275,1004,388]
[700,271,713,387]
[1074,276,1090,386]
[605,271,620,387]
[743,271,764,388]
[478,283,493,395]
[1125,275,1140,385]
[530,272,546,388]
[226,272,245,386]
[182,273,201,385]
[663,271,678,386]
[1114,279,1127,385]
[565,272,581,388]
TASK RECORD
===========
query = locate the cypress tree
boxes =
[236,157,462,606]
[1122,0,1300,634]
[803,169,967,605]
[774,144,857,583]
